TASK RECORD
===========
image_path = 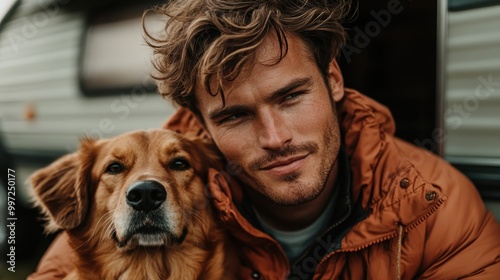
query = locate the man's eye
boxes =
[105,162,124,174]
[282,92,304,102]
[169,157,191,171]
[217,113,246,125]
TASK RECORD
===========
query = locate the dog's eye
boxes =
[169,158,191,171]
[106,162,124,174]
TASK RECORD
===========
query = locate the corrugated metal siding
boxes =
[444,4,500,162]
[0,0,175,154]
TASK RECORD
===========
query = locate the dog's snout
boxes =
[126,180,166,212]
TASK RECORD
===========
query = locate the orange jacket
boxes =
[29,89,500,279]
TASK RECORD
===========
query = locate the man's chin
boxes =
[239,169,323,204]
[278,171,301,183]
[269,192,322,206]
[257,181,323,206]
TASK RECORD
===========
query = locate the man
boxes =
[29,0,500,279]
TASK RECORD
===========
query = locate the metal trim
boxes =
[436,0,448,157]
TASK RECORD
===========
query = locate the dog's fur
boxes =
[30,129,235,279]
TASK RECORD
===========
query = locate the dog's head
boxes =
[30,129,221,250]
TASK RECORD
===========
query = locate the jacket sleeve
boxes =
[27,232,74,280]
[418,173,500,279]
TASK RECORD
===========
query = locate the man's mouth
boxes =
[260,154,309,176]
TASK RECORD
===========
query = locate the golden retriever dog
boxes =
[30,129,236,279]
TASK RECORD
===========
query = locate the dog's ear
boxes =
[187,137,224,175]
[29,139,96,233]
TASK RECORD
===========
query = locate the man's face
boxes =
[195,33,343,206]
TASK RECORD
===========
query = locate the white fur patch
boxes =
[137,234,165,246]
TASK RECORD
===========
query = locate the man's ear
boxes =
[29,139,95,233]
[327,59,345,102]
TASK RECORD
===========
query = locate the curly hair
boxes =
[144,0,351,113]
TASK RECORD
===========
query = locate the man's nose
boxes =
[257,111,292,150]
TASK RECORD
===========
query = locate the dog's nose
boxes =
[126,180,166,212]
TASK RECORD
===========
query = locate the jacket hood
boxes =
[337,89,396,206]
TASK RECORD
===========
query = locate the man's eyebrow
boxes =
[264,77,312,103]
[208,77,312,121]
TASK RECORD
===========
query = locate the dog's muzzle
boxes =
[114,180,181,249]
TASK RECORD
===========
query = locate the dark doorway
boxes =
[338,0,438,150]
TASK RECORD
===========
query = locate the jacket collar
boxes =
[337,89,446,250]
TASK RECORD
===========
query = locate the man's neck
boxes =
[249,161,339,231]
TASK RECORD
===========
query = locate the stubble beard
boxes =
[239,121,339,207]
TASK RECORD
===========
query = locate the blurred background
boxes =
[1,0,499,279]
